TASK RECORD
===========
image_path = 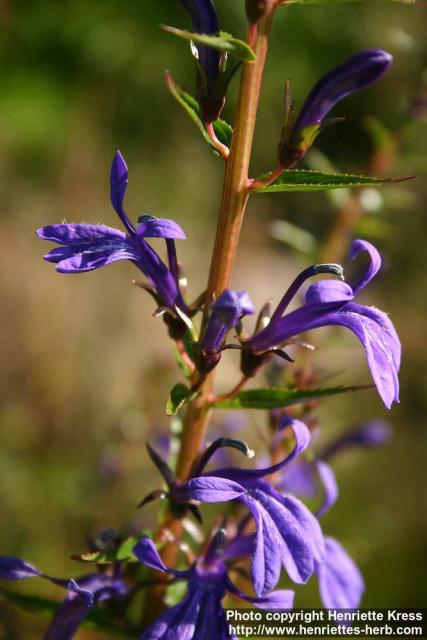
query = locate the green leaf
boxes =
[0,590,126,636]
[252,169,403,193]
[72,534,143,564]
[165,72,233,153]
[162,26,256,62]
[214,385,370,410]
[166,383,198,416]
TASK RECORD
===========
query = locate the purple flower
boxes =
[198,289,255,374]
[37,151,188,325]
[316,537,365,609]
[0,555,127,640]
[279,50,393,168]
[319,420,392,459]
[242,240,401,409]
[175,418,325,596]
[134,530,294,640]
[178,0,225,122]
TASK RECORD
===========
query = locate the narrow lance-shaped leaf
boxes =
[165,72,233,155]
[213,385,371,410]
[162,26,256,62]
[252,169,410,193]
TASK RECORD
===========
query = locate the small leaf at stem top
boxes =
[166,383,199,416]
[165,72,233,154]
[162,26,256,62]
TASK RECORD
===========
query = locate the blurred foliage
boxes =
[0,1,426,637]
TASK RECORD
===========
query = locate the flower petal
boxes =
[56,248,137,273]
[226,576,294,610]
[137,216,186,240]
[241,493,283,596]
[305,280,354,305]
[185,476,247,502]
[37,223,127,245]
[219,418,310,482]
[44,579,94,640]
[316,537,365,609]
[110,150,135,234]
[140,589,201,640]
[133,537,191,579]
[278,459,317,498]
[294,50,392,131]
[314,461,338,517]
[0,556,41,580]
[349,239,382,295]
[328,303,400,408]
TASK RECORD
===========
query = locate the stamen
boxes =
[192,438,255,477]
[271,263,344,322]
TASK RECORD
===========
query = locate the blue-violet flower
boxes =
[0,556,127,640]
[175,418,325,596]
[134,529,294,640]
[178,0,225,122]
[37,151,189,338]
[279,50,393,168]
[242,239,401,409]
[198,289,255,374]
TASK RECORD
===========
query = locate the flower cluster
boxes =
[0,1,406,637]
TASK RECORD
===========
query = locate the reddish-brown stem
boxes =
[206,12,275,301]
[206,123,230,161]
[210,376,250,404]
[143,10,276,625]
[248,165,284,191]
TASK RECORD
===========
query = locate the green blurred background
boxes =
[0,1,426,637]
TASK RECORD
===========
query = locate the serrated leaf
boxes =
[163,26,256,62]
[0,590,126,636]
[72,534,144,565]
[166,384,198,416]
[253,169,404,193]
[214,385,370,410]
[166,72,233,153]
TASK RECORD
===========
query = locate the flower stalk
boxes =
[144,9,276,621]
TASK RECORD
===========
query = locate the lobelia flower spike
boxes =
[197,289,255,374]
[37,151,190,338]
[174,417,325,596]
[0,555,127,640]
[133,528,294,640]
[241,239,401,409]
[278,50,393,168]
[178,0,225,122]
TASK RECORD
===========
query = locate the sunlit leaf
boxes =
[166,384,198,416]
[214,385,370,409]
[162,27,256,62]
[72,534,145,564]
[252,169,408,193]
